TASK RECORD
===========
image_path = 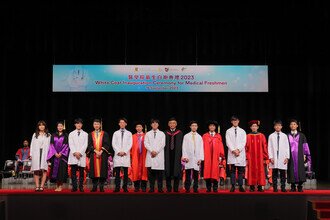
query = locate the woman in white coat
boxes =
[30,121,51,192]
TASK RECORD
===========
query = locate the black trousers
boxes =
[230,165,245,186]
[114,167,128,189]
[184,169,199,190]
[71,165,84,189]
[205,179,218,190]
[134,180,147,190]
[166,176,180,191]
[92,177,106,187]
[272,169,286,189]
[148,168,163,190]
[291,181,304,189]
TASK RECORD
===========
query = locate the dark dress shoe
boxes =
[281,188,287,192]
[71,188,77,192]
[79,188,84,192]
[257,186,264,192]
[249,186,255,192]
[193,189,199,193]
[219,178,225,186]
[123,188,129,193]
[141,188,146,192]
[273,188,278,192]
[230,186,235,192]
[148,189,154,193]
[239,187,246,192]
[113,188,120,193]
[297,187,303,192]
[158,189,164,193]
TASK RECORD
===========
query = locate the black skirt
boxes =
[49,157,68,183]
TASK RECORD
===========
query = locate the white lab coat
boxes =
[30,133,51,171]
[144,129,165,170]
[68,129,88,167]
[226,126,247,166]
[182,132,204,171]
[112,129,133,167]
[268,131,290,170]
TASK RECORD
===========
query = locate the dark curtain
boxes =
[1,1,330,180]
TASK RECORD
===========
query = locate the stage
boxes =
[1,188,330,220]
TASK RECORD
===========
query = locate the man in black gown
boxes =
[165,117,183,192]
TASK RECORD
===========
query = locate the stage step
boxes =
[308,201,330,220]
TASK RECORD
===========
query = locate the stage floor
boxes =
[1,189,330,196]
[1,189,330,220]
[1,178,329,220]
[0,176,322,190]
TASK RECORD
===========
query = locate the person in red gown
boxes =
[245,120,268,192]
[130,121,148,192]
[202,120,225,192]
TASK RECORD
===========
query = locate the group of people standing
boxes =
[25,116,311,193]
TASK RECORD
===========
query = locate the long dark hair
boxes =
[35,120,49,138]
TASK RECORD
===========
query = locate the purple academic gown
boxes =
[47,133,69,182]
[287,132,312,183]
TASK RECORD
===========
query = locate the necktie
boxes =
[121,130,124,147]
[154,131,157,138]
[138,134,142,154]
[170,130,175,150]
[192,132,196,154]
[96,131,99,138]
[78,131,80,136]
[235,128,237,139]
[277,133,280,159]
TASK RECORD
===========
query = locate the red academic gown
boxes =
[130,133,148,182]
[245,133,268,186]
[202,133,225,180]
[219,159,227,179]
[15,147,30,160]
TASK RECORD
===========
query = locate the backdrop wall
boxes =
[1,1,329,180]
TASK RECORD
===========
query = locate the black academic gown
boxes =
[165,130,183,178]
[287,132,308,183]
[86,131,110,179]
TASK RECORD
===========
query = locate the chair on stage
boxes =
[17,160,33,179]
[305,161,316,189]
[0,160,15,179]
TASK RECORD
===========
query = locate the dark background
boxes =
[1,1,329,180]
